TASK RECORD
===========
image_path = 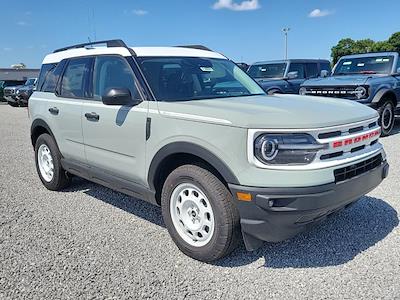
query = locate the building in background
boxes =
[0,68,40,81]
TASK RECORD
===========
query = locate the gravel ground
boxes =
[0,103,399,299]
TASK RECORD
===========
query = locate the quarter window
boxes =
[60,58,91,98]
[41,62,65,93]
[93,56,140,101]
[288,63,305,79]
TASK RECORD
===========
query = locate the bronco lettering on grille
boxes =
[332,129,381,148]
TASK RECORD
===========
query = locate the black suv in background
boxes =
[0,80,25,102]
[16,78,37,106]
[247,59,331,94]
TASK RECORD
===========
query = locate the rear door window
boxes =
[60,57,92,98]
[305,63,319,78]
[320,62,332,73]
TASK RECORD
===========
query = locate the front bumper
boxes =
[229,159,389,251]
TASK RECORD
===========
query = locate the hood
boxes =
[159,94,378,129]
[5,85,24,91]
[302,74,382,87]
[18,85,34,91]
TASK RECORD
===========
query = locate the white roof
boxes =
[42,46,226,64]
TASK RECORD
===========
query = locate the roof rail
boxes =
[53,39,130,53]
[176,45,213,51]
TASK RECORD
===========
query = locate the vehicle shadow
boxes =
[64,177,165,227]
[216,196,398,268]
[64,178,398,269]
[387,117,400,136]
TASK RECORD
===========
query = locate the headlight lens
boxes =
[254,133,326,165]
[299,87,307,95]
[354,86,367,99]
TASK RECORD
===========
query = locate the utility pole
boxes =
[282,27,290,60]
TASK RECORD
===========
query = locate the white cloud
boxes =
[213,0,260,11]
[132,9,148,16]
[308,8,333,18]
[16,21,28,26]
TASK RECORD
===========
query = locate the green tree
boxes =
[331,33,400,65]
[371,41,395,52]
[331,38,356,65]
[388,32,400,51]
[353,39,375,53]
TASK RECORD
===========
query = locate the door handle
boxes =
[48,107,59,115]
[85,112,100,121]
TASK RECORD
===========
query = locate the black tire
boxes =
[161,164,241,262]
[34,133,71,191]
[378,100,395,136]
[267,89,281,95]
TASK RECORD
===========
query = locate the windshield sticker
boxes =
[376,58,383,62]
[357,63,365,67]
[382,58,390,62]
[200,67,214,72]
[343,61,352,65]
[260,68,267,72]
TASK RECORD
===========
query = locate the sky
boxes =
[1,0,400,68]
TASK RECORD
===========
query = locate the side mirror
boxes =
[286,71,298,80]
[320,70,329,78]
[396,67,400,74]
[102,87,138,106]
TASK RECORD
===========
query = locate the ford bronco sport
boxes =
[29,40,389,262]
[300,52,400,136]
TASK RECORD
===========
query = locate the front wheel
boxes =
[34,133,71,190]
[161,165,240,262]
[378,100,395,136]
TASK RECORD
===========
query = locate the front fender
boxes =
[371,87,395,103]
[147,141,240,190]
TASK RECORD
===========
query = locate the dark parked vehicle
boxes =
[16,78,37,106]
[300,52,400,136]
[247,59,331,94]
[5,78,37,107]
[0,80,25,102]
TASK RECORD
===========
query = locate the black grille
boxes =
[318,130,342,139]
[334,154,382,183]
[305,86,359,100]
[349,126,364,134]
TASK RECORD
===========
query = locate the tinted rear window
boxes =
[37,63,56,91]
[41,60,67,93]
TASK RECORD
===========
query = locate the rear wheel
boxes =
[378,100,395,136]
[35,133,71,190]
[161,165,240,262]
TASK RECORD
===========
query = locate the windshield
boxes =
[137,57,265,101]
[24,78,36,86]
[247,63,287,79]
[334,56,394,75]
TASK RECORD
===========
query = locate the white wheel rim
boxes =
[382,104,393,130]
[38,144,54,182]
[170,183,215,247]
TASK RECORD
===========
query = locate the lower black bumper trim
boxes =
[229,161,388,251]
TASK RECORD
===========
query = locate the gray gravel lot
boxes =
[0,103,399,299]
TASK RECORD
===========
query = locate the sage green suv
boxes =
[29,40,389,262]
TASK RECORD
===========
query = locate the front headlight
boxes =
[299,87,307,95]
[354,86,368,99]
[254,133,326,165]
